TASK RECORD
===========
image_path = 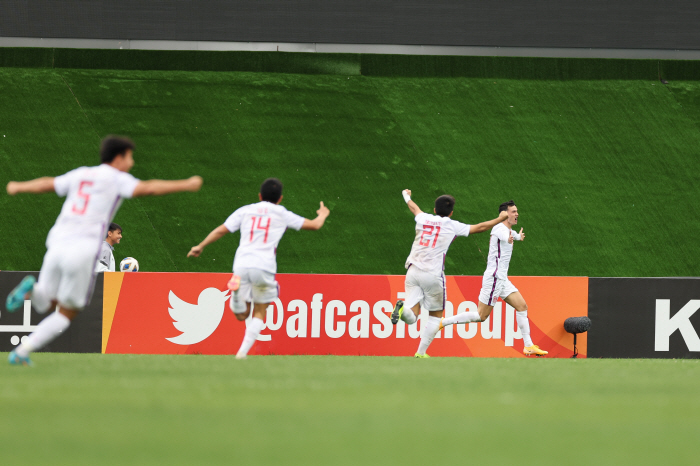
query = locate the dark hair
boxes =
[434,195,455,217]
[260,178,283,203]
[100,136,135,164]
[499,200,516,213]
[108,222,122,233]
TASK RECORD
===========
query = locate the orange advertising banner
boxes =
[103,272,588,358]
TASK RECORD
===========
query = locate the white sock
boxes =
[237,317,265,357]
[15,311,71,357]
[401,307,417,325]
[516,310,533,347]
[442,310,481,326]
[416,316,441,355]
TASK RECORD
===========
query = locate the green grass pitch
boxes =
[2,52,700,277]
[1,354,698,466]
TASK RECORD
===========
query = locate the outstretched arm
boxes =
[6,177,56,195]
[187,224,229,257]
[402,189,423,216]
[469,211,509,234]
[301,202,330,230]
[132,176,202,197]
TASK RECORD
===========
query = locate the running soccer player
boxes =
[391,189,508,358]
[439,200,548,356]
[187,178,330,359]
[5,136,203,366]
[95,222,122,272]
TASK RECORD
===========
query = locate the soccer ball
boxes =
[120,257,139,272]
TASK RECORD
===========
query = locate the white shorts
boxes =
[229,267,279,314]
[478,275,519,307]
[32,243,100,312]
[404,266,446,312]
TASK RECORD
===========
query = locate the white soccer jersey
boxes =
[95,241,115,272]
[483,223,522,281]
[405,212,471,276]
[48,164,139,250]
[224,201,306,274]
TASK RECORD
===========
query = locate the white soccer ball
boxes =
[120,257,139,272]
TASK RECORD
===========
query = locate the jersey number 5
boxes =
[71,180,94,215]
[419,225,441,248]
[250,216,271,243]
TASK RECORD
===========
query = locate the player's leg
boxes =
[10,305,78,365]
[415,273,446,358]
[442,276,496,328]
[9,246,92,365]
[503,286,547,356]
[5,275,36,312]
[235,269,276,359]
[393,267,422,325]
[477,300,495,321]
[7,249,60,315]
[231,303,252,321]
[230,269,252,321]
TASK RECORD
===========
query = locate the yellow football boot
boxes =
[523,345,548,357]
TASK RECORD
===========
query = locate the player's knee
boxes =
[58,308,79,321]
[516,303,528,313]
[234,312,248,321]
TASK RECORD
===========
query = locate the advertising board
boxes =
[588,277,700,359]
[103,272,587,358]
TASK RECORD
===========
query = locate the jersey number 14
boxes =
[250,216,271,243]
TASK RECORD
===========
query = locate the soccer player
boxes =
[5,136,203,366]
[187,178,330,359]
[391,189,508,358]
[439,200,548,356]
[95,222,122,272]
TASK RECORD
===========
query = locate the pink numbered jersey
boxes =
[224,201,306,274]
[405,212,471,276]
[47,164,139,250]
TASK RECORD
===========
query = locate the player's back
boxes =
[405,212,471,276]
[48,164,138,249]
[225,201,305,274]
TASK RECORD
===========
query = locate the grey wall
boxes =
[2,1,699,50]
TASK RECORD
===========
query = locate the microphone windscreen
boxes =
[564,316,592,334]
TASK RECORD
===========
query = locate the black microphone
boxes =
[563,316,591,358]
[564,316,591,334]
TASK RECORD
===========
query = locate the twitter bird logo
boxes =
[166,288,230,345]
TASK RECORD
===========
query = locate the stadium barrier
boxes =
[0,271,103,353]
[3,272,699,358]
[588,277,700,359]
[102,272,587,358]
[3,47,700,81]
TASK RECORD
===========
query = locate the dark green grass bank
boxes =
[1,51,700,276]
[1,354,698,466]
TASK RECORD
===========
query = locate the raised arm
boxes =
[468,211,509,234]
[6,177,56,195]
[402,189,423,216]
[187,224,229,257]
[301,202,330,230]
[514,228,525,241]
[132,176,202,197]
